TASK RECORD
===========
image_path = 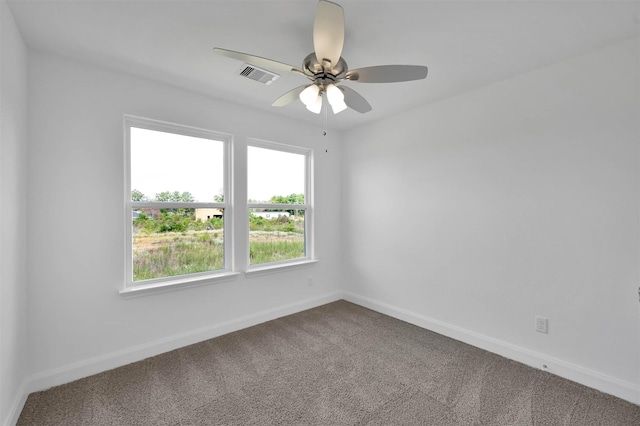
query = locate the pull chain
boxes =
[323,95,328,153]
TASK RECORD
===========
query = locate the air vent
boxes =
[237,64,280,85]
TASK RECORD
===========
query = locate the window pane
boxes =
[249,209,305,265]
[131,127,224,203]
[247,146,305,203]
[132,208,224,281]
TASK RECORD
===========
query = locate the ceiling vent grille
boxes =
[237,64,280,85]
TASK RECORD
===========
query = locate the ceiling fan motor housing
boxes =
[303,52,348,90]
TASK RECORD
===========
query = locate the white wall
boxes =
[0,1,29,424]
[342,37,640,402]
[25,51,342,391]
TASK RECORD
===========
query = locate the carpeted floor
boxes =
[18,300,640,425]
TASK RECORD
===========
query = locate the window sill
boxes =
[245,259,319,277]
[119,271,241,297]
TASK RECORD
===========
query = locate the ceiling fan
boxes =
[213,0,428,115]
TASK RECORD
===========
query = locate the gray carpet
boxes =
[18,300,640,425]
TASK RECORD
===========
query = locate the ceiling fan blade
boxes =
[213,47,305,76]
[340,86,372,113]
[346,65,428,83]
[272,85,309,107]
[313,0,344,68]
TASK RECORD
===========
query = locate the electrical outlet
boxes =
[535,316,548,334]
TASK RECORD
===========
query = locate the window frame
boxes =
[122,115,236,293]
[246,138,314,272]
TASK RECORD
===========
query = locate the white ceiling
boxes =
[7,0,640,131]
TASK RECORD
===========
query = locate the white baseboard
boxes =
[343,292,640,405]
[4,379,29,426]
[17,292,342,417]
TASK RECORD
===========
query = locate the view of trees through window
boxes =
[131,191,306,280]
[129,125,226,283]
[131,199,225,282]
[128,122,312,285]
[248,145,308,266]
[249,199,306,265]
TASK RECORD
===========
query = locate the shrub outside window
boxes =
[247,140,313,267]
[124,116,231,288]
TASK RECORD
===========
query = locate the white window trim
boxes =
[246,138,314,272]
[122,115,235,294]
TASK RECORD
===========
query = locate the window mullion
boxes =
[248,203,308,209]
[132,202,225,209]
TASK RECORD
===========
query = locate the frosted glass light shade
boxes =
[331,100,347,114]
[306,94,323,114]
[326,84,344,105]
[326,84,347,114]
[299,84,320,106]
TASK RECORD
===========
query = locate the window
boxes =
[124,116,232,289]
[247,140,313,268]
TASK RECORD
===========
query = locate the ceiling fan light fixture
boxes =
[325,84,343,104]
[306,93,323,114]
[326,83,347,114]
[299,84,320,107]
[331,100,348,114]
